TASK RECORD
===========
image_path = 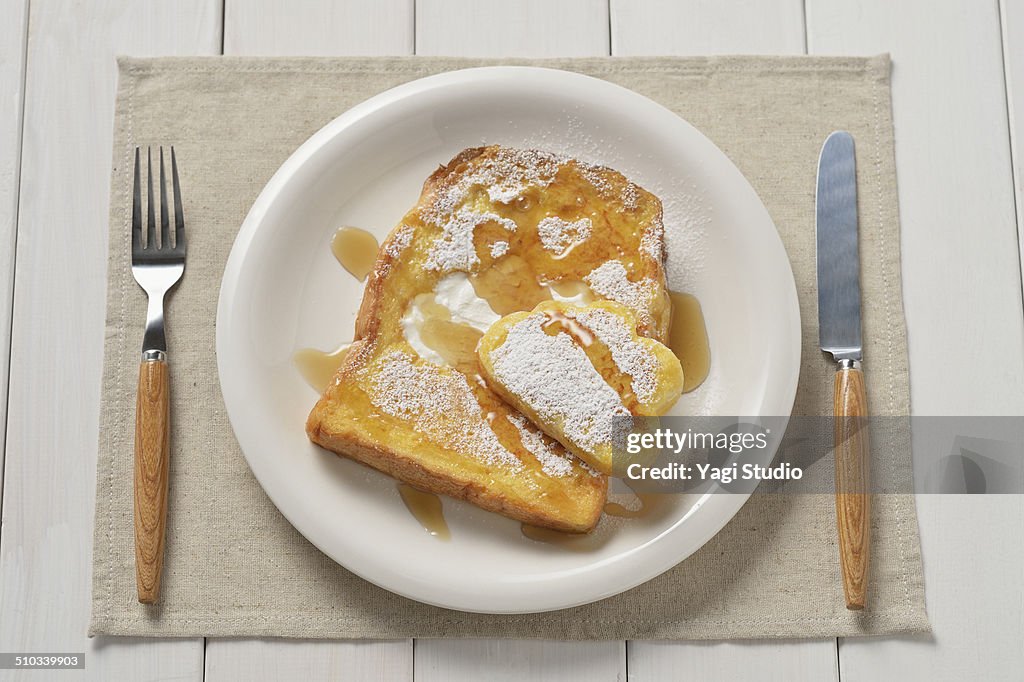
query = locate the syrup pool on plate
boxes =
[293,343,352,392]
[332,226,379,281]
[293,226,378,389]
[398,483,451,540]
[668,291,711,393]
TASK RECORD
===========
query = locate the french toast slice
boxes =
[478,301,684,474]
[305,145,670,532]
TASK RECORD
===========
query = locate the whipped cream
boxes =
[401,273,501,364]
[435,273,502,330]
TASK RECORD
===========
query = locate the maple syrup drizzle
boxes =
[513,194,534,212]
[417,300,484,376]
[331,226,379,281]
[409,293,535,460]
[397,483,451,540]
[541,311,642,412]
[469,255,552,315]
[293,343,352,392]
[548,279,594,303]
[541,310,595,346]
[668,291,710,393]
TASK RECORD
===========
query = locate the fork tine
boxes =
[159,147,169,249]
[146,147,156,249]
[171,147,185,251]
[132,147,142,251]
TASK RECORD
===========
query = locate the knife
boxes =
[816,131,870,610]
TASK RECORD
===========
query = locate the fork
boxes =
[131,146,186,604]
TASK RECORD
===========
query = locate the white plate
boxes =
[217,67,801,614]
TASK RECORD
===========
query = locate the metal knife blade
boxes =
[816,131,862,363]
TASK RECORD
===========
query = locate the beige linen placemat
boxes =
[90,55,927,639]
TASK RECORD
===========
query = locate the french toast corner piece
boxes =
[424,145,490,191]
[304,378,331,439]
[561,496,606,534]
[304,406,323,443]
[508,482,607,534]
[302,336,373,442]
[304,394,347,456]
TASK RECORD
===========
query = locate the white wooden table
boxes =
[1,1,1022,680]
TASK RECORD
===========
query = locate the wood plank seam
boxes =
[801,0,809,52]
[606,0,612,56]
[204,0,225,665]
[0,0,30,544]
[998,0,1024,319]
[817,4,840,658]
[220,0,226,54]
[201,1,224,668]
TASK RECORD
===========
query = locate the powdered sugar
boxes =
[620,182,639,210]
[419,149,570,272]
[578,164,612,194]
[489,240,509,258]
[365,351,521,470]
[488,314,628,454]
[508,414,575,478]
[573,307,658,405]
[426,147,565,222]
[641,215,665,262]
[424,208,517,272]
[584,260,657,324]
[383,224,414,258]
[577,163,642,210]
[537,216,592,256]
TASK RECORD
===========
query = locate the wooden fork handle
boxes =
[834,362,870,610]
[134,356,169,604]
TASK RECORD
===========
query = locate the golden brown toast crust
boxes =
[306,145,669,533]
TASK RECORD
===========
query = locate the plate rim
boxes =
[216,65,802,614]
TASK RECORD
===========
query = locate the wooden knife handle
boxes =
[834,363,870,610]
[134,357,170,604]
